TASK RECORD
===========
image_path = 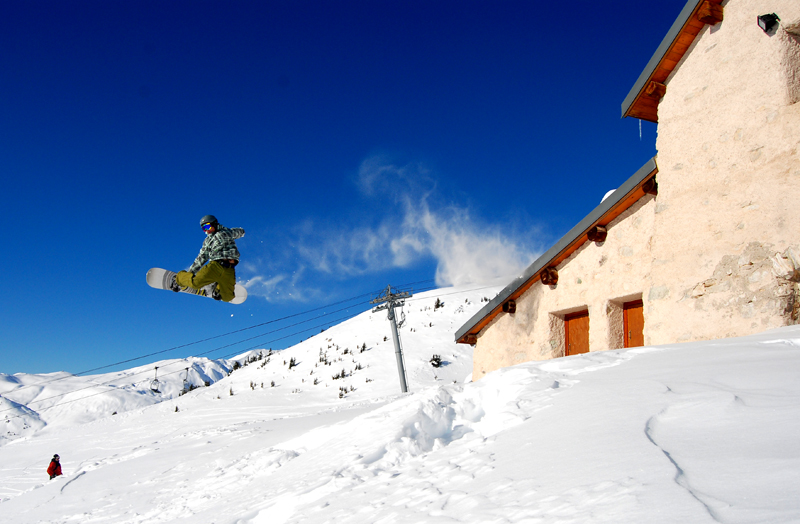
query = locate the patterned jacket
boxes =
[188,225,245,273]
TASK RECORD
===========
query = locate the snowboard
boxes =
[146,268,248,304]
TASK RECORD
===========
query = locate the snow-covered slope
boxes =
[2,285,800,523]
[1,285,496,445]
[1,357,235,443]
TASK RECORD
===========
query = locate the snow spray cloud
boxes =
[395,200,539,287]
[308,156,540,286]
[241,156,542,301]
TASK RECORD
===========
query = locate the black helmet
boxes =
[200,215,218,227]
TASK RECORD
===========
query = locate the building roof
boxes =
[621,0,723,122]
[455,158,658,344]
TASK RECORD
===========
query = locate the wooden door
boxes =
[623,300,644,348]
[565,311,590,356]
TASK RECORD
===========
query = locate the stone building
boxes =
[455,0,800,379]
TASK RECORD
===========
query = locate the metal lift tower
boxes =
[371,285,412,393]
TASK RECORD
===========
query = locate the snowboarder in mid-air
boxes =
[171,215,245,302]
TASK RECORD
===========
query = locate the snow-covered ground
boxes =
[2,285,800,523]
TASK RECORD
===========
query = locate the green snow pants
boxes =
[176,261,237,302]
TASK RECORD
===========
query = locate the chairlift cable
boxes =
[8,289,381,394]
[404,284,500,304]
[214,310,364,360]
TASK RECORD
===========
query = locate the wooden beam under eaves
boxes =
[697,1,723,25]
[587,225,608,243]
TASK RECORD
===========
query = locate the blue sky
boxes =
[1,0,682,374]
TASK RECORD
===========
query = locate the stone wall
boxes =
[473,197,656,379]
[647,0,800,345]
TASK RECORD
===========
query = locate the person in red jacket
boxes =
[47,454,62,479]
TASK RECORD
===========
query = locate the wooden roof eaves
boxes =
[454,157,658,344]
[620,0,706,122]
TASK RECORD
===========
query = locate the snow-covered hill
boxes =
[2,285,800,523]
[1,358,235,443]
[1,286,496,445]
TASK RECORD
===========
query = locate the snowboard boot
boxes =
[210,284,222,301]
[169,275,181,292]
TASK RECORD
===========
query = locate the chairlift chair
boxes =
[397,304,406,328]
[150,366,161,393]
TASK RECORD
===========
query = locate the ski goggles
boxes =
[201,222,214,231]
